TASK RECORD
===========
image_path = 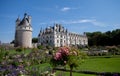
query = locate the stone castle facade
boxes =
[15,13,32,48]
[38,24,88,47]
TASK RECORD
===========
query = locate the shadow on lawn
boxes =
[54,68,120,76]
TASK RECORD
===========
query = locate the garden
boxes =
[0,46,120,76]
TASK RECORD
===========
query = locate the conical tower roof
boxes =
[16,16,21,22]
[19,13,29,26]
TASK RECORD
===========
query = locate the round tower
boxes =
[15,13,33,48]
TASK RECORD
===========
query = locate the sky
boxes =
[0,0,120,43]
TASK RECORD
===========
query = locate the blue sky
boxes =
[0,0,120,43]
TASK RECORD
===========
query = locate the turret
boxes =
[16,16,21,26]
[66,29,68,33]
[39,28,43,35]
[28,15,32,24]
[24,13,27,18]
[83,32,86,36]
[19,13,31,26]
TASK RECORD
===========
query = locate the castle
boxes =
[38,24,88,47]
[14,13,88,48]
[14,13,32,48]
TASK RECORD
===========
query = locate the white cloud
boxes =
[61,19,107,27]
[91,21,106,27]
[61,7,71,12]
[79,19,95,23]
[59,19,95,24]
[39,19,109,27]
[61,7,80,12]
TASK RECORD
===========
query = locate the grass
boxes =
[56,71,96,76]
[8,49,32,55]
[77,56,120,73]
[35,56,120,70]
[26,63,51,73]
[28,55,120,76]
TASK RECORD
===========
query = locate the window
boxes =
[57,40,59,43]
[61,35,62,38]
[46,40,48,43]
[79,40,81,44]
[60,39,62,42]
[50,40,52,43]
[83,40,85,44]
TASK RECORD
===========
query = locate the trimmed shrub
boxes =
[16,48,23,52]
[37,45,44,49]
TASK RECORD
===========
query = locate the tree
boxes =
[10,40,15,44]
[32,38,38,43]
[107,46,119,55]
[86,29,120,46]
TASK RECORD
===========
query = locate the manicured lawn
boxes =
[8,49,32,55]
[30,56,120,76]
[34,56,120,73]
[77,56,120,73]
[56,71,96,76]
[56,55,120,73]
